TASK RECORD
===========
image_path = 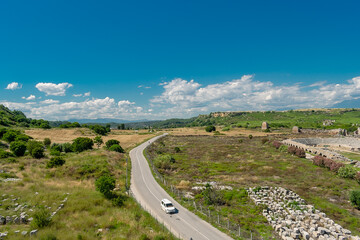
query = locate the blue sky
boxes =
[1,0,360,120]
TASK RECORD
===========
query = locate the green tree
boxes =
[105,139,120,149]
[109,144,125,153]
[43,138,51,147]
[27,140,44,154]
[2,130,19,143]
[46,156,65,168]
[94,136,103,149]
[205,125,216,132]
[10,141,27,156]
[350,190,360,209]
[71,137,94,152]
[95,175,115,199]
[31,147,45,159]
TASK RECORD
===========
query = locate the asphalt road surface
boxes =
[130,134,233,240]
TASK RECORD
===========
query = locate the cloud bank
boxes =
[1,75,360,120]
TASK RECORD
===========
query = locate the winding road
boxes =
[130,134,233,240]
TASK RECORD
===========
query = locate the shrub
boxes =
[338,165,357,179]
[31,206,51,228]
[356,172,360,184]
[174,147,181,153]
[109,144,125,153]
[287,146,296,154]
[112,194,126,207]
[10,141,27,156]
[43,138,51,147]
[248,134,253,139]
[205,125,216,132]
[222,127,230,131]
[154,154,175,169]
[72,137,93,152]
[105,139,120,149]
[50,149,61,156]
[15,134,31,142]
[295,148,305,158]
[89,125,109,135]
[0,149,13,158]
[2,131,19,143]
[61,142,73,153]
[95,175,115,199]
[50,144,62,152]
[261,138,269,144]
[272,141,282,149]
[27,140,44,155]
[32,147,45,159]
[47,157,65,168]
[94,136,103,148]
[350,190,360,209]
[313,155,325,167]
[330,161,345,172]
[278,145,288,152]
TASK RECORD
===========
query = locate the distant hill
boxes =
[67,118,146,124]
[331,99,360,108]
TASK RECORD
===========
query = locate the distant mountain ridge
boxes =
[331,99,360,108]
[67,118,149,124]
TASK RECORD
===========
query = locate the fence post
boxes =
[217,214,220,224]
[238,225,240,237]
[251,230,252,240]
[200,204,203,213]
[193,201,197,210]
[208,209,210,219]
[227,219,229,229]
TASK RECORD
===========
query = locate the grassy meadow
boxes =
[147,134,360,238]
[0,129,177,240]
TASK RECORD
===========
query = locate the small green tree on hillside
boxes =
[105,139,120,149]
[94,136,103,149]
[205,125,216,132]
[71,137,94,152]
[10,141,27,156]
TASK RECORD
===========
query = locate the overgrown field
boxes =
[147,135,360,238]
[0,130,175,240]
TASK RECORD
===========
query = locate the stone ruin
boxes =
[247,186,360,240]
[262,122,269,130]
[292,126,301,134]
[0,192,69,238]
[282,138,360,168]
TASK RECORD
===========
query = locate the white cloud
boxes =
[73,94,82,97]
[40,99,59,104]
[84,92,91,97]
[21,95,36,100]
[5,82,22,90]
[35,82,73,96]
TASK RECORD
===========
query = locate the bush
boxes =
[350,190,360,209]
[105,139,120,149]
[295,148,305,158]
[15,134,31,142]
[278,145,288,152]
[43,138,51,147]
[174,147,181,153]
[330,161,345,172]
[248,134,253,139]
[61,142,73,153]
[154,154,175,170]
[205,125,216,132]
[47,157,65,168]
[0,149,14,158]
[50,149,61,156]
[2,130,19,143]
[72,137,93,152]
[272,141,282,149]
[108,144,125,153]
[313,155,325,167]
[112,194,126,207]
[95,175,115,199]
[338,165,357,179]
[10,141,27,156]
[261,138,269,144]
[32,147,45,159]
[222,127,230,131]
[50,144,62,152]
[31,206,51,228]
[27,140,44,155]
[287,146,297,154]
